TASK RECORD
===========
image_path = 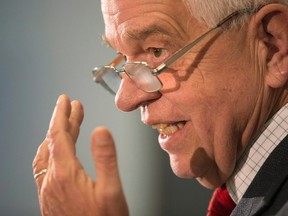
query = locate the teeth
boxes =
[152,122,185,136]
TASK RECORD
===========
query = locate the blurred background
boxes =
[0,0,212,215]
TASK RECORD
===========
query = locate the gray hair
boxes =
[184,0,288,28]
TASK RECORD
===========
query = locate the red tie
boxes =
[207,185,236,216]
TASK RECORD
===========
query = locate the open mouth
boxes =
[152,121,186,136]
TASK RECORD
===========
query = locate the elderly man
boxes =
[33,0,288,215]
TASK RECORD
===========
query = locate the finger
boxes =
[69,100,84,143]
[90,127,121,186]
[91,127,129,215]
[49,94,71,133]
[47,95,76,165]
[33,139,49,188]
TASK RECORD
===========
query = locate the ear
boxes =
[252,4,288,88]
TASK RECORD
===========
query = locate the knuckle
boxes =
[97,152,117,167]
[51,164,79,187]
[32,157,39,170]
[32,143,46,171]
[52,168,69,184]
[100,186,123,204]
[41,169,70,194]
[46,128,62,140]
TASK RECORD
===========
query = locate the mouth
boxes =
[152,121,186,137]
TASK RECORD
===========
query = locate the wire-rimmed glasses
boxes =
[92,6,265,95]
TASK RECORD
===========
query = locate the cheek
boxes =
[159,61,199,93]
[159,62,248,183]
[170,93,239,177]
[158,70,182,92]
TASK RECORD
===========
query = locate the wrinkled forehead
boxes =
[101,0,186,16]
[100,0,195,50]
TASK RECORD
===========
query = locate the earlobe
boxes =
[253,4,288,88]
[266,70,288,88]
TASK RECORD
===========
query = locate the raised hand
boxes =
[32,95,128,216]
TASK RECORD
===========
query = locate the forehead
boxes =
[101,0,194,49]
[101,0,184,15]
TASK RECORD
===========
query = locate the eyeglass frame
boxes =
[92,4,266,95]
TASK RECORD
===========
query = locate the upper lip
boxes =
[140,109,188,126]
[145,119,187,127]
[152,120,186,126]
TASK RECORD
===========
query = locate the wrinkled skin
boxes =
[102,1,288,187]
[33,0,288,215]
[33,95,128,216]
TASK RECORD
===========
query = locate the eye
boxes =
[147,47,167,58]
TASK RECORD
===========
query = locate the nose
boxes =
[115,75,161,112]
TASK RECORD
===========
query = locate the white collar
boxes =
[226,103,288,204]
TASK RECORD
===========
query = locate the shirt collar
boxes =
[226,103,288,204]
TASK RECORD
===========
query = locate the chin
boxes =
[168,152,225,189]
[171,166,195,179]
[169,154,200,179]
[195,177,221,189]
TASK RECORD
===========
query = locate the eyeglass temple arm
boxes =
[109,54,124,67]
[152,10,242,75]
[92,54,123,83]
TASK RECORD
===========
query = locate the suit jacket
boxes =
[231,134,288,216]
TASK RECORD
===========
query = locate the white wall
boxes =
[0,0,211,215]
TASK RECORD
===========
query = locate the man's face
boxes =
[101,0,261,188]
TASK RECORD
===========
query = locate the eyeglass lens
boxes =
[93,66,121,94]
[124,63,162,92]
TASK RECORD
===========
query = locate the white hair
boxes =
[184,0,288,28]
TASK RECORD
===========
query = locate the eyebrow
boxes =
[101,24,176,48]
[126,24,175,41]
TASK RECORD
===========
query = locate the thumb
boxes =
[91,127,121,186]
[91,127,129,215]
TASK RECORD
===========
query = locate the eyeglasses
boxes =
[92,5,265,95]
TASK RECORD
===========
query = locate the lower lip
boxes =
[158,122,189,151]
